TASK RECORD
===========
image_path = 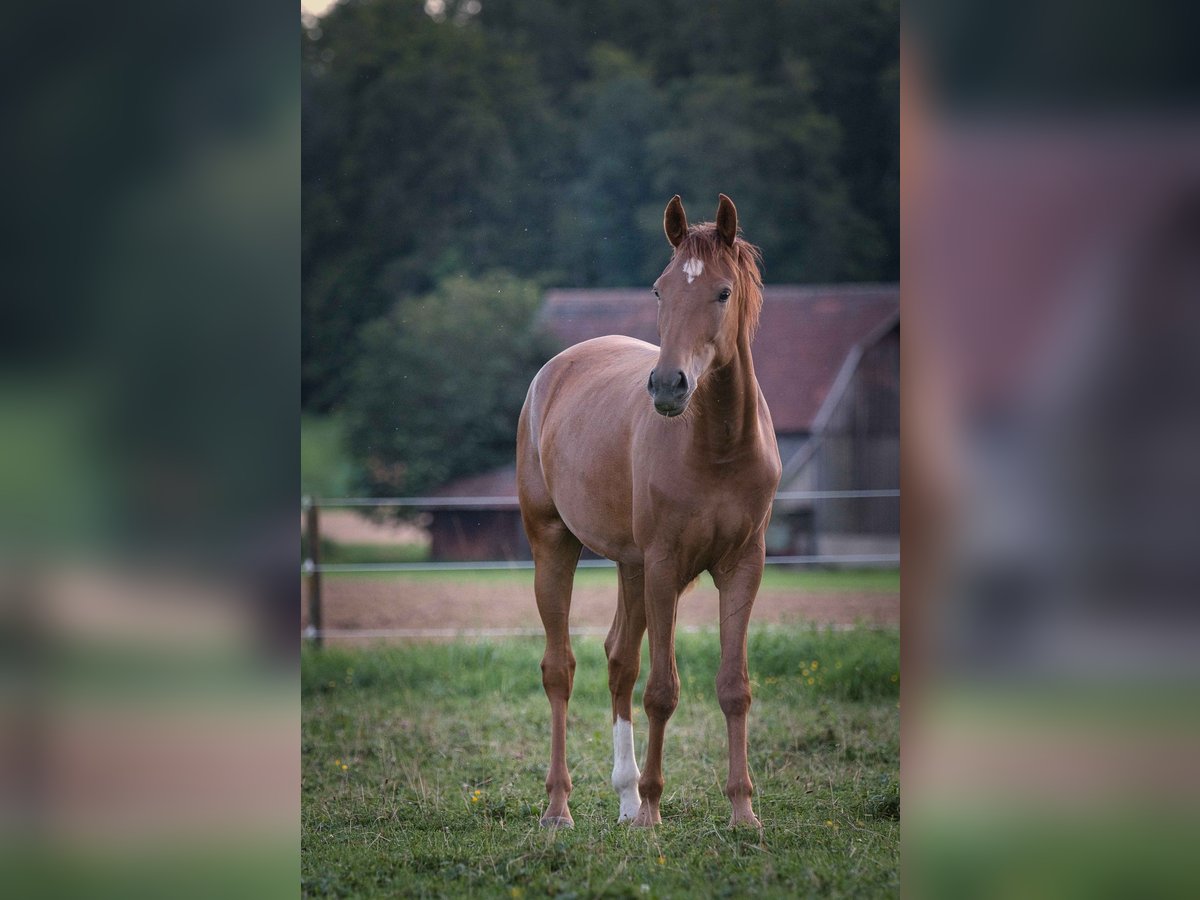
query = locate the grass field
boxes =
[302,627,899,898]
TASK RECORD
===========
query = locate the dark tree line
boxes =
[303,0,898,415]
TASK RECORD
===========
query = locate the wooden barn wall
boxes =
[430,510,531,561]
[812,328,900,535]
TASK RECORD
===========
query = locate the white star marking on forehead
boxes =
[681,257,704,284]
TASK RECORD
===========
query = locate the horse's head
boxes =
[647,193,762,417]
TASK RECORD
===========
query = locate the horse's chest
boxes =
[635,474,770,552]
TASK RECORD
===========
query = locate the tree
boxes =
[647,65,886,283]
[302,1,561,410]
[552,44,665,287]
[343,273,556,497]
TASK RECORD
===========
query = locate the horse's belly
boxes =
[532,341,651,564]
[563,515,639,565]
[544,454,639,564]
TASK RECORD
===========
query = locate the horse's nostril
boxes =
[675,371,687,391]
[648,370,656,392]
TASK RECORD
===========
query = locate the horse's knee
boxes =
[541,651,575,698]
[717,669,751,718]
[643,673,679,722]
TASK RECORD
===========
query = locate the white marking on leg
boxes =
[682,257,704,284]
[611,716,641,822]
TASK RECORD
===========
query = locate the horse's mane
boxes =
[671,223,764,338]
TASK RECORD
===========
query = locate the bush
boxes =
[343,273,556,497]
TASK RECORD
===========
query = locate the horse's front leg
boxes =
[632,560,681,827]
[606,563,646,823]
[711,540,766,828]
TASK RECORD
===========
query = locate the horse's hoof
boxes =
[630,807,661,827]
[728,813,763,829]
[539,815,574,828]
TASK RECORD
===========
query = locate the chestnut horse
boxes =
[516,194,781,828]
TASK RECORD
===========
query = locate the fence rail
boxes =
[300,490,899,647]
[305,489,899,510]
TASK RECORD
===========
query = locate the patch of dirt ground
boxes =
[303,511,430,546]
[302,576,897,641]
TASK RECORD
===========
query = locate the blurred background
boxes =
[0,0,297,896]
[904,1,1200,896]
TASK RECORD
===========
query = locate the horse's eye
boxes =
[717,289,731,302]
[653,289,660,298]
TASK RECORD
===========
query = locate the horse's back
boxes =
[518,335,655,562]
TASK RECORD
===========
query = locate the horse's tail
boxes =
[522,362,553,465]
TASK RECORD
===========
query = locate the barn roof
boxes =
[541,284,899,434]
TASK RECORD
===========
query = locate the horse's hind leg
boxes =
[529,514,583,827]
[605,563,646,823]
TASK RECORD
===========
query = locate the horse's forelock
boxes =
[672,223,764,338]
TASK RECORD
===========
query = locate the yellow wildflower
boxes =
[657,855,665,866]
[807,677,815,685]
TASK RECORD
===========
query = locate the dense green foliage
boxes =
[302,628,899,896]
[343,272,556,496]
[302,413,356,498]
[302,0,899,412]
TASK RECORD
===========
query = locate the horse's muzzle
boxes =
[648,368,689,417]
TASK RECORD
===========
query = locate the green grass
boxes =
[317,540,432,565]
[302,628,899,898]
[315,564,898,594]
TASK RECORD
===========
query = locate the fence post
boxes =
[303,495,323,649]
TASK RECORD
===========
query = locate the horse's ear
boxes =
[716,194,738,247]
[664,195,689,248]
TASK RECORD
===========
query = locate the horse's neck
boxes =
[691,337,764,461]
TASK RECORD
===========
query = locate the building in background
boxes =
[431,285,899,561]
